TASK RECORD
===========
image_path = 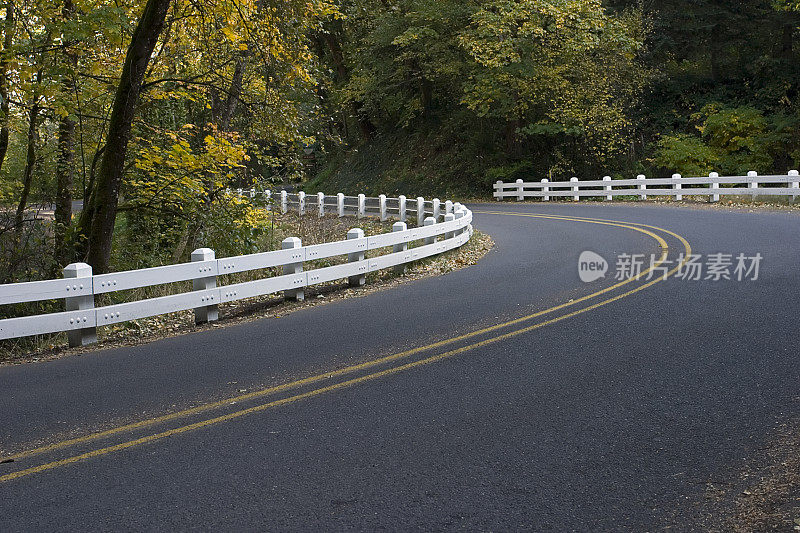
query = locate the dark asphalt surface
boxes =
[1,202,799,531]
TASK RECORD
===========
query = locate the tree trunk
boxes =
[504,120,520,157]
[55,115,76,265]
[320,29,375,141]
[220,57,245,132]
[322,31,348,81]
[420,77,433,117]
[780,23,793,60]
[710,26,722,82]
[79,0,171,273]
[54,0,77,268]
[0,1,14,174]
[14,103,39,235]
[354,103,376,141]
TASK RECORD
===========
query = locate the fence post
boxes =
[453,203,463,232]
[454,207,466,237]
[191,248,218,325]
[281,190,288,213]
[63,262,96,347]
[358,194,366,219]
[298,191,306,215]
[541,179,549,202]
[748,171,759,197]
[516,179,524,201]
[444,200,453,215]
[237,188,242,198]
[603,176,612,201]
[282,237,304,301]
[416,197,425,226]
[671,173,682,201]
[460,207,470,236]
[347,228,366,287]
[398,195,407,222]
[318,192,325,217]
[379,194,388,221]
[337,193,345,217]
[571,177,579,202]
[393,221,408,275]
[424,216,437,245]
[432,198,441,220]
[710,172,720,202]
[444,212,456,240]
[789,170,799,202]
[637,174,646,200]
[495,180,503,201]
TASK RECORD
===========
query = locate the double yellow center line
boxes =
[0,213,691,483]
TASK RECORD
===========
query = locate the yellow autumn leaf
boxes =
[221,26,241,43]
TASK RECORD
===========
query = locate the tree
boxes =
[78,0,171,273]
[336,0,473,129]
[459,0,646,165]
[0,1,14,174]
[53,0,77,268]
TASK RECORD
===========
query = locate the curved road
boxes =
[1,203,799,530]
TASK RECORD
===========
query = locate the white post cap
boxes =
[191,248,215,261]
[282,237,301,249]
[63,262,92,278]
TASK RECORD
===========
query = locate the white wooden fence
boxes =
[226,188,459,225]
[0,192,473,347]
[493,171,800,202]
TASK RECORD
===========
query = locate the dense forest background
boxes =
[0,0,798,281]
[310,0,800,195]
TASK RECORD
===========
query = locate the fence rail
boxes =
[493,171,800,202]
[0,192,473,346]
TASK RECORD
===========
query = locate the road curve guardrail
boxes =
[0,193,473,347]
[494,171,800,202]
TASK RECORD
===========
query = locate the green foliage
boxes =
[651,134,719,176]
[337,0,472,127]
[653,104,799,175]
[318,0,800,193]
[0,0,340,280]
[318,0,649,189]
[698,105,776,172]
[486,161,536,185]
[774,0,800,12]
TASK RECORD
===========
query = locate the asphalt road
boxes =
[1,202,799,531]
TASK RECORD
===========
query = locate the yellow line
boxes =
[3,215,669,464]
[0,231,689,484]
[1,215,688,475]
[475,210,691,255]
